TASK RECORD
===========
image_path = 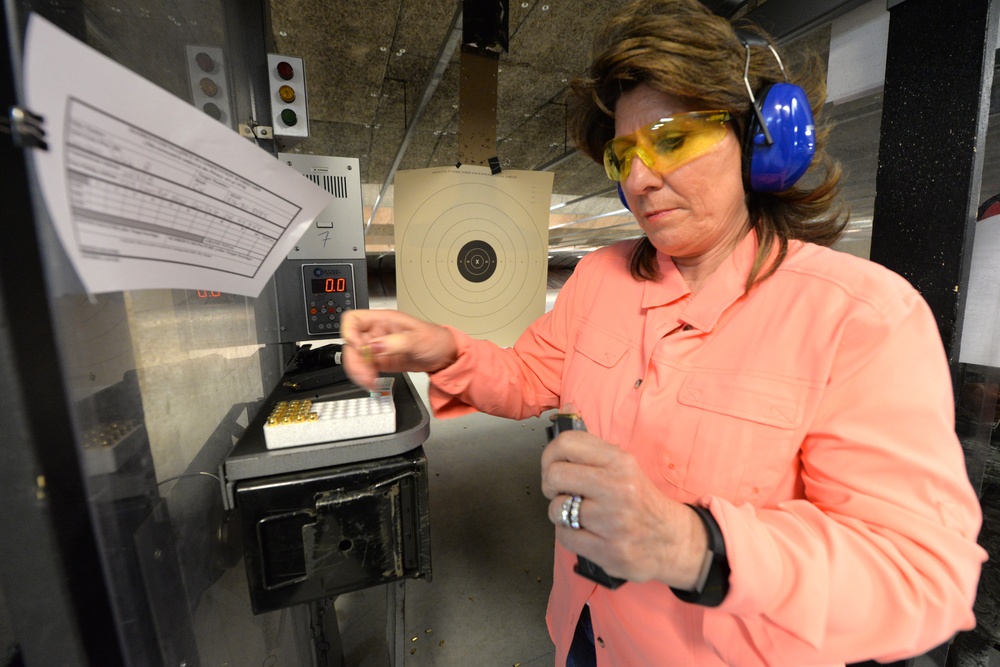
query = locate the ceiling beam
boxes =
[742,0,872,42]
[366,2,464,233]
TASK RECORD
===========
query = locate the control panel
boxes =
[271,155,368,343]
[302,263,356,335]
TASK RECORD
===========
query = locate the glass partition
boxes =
[4,1,303,664]
[950,64,1000,664]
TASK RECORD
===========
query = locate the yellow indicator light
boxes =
[278,85,296,103]
[199,77,219,97]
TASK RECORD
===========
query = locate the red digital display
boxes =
[196,290,223,298]
[311,278,347,293]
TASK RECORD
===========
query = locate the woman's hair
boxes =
[566,0,848,289]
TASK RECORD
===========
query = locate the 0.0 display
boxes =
[311,277,348,294]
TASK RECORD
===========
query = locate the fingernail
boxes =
[369,340,387,355]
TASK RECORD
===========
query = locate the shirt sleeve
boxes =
[427,257,584,420]
[702,286,986,665]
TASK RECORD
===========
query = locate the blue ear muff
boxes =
[745,81,815,192]
[617,182,631,211]
[736,30,816,193]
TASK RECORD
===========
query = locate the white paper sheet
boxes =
[23,14,332,297]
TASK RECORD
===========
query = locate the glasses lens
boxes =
[603,111,730,182]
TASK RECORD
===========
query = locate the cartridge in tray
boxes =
[262,392,396,450]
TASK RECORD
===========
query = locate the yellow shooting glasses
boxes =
[603,110,732,182]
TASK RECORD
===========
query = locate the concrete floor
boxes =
[334,374,559,667]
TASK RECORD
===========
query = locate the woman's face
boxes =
[615,84,749,268]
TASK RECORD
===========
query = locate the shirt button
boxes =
[752,487,760,495]
[668,462,676,470]
[634,378,642,389]
[597,637,606,648]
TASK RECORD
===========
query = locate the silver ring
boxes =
[569,495,583,530]
[560,496,574,528]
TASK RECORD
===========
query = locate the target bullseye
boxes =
[457,240,498,283]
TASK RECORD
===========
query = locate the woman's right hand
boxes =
[340,309,459,389]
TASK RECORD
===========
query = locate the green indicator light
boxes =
[203,103,222,120]
[280,109,298,126]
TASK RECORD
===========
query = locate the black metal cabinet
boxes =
[221,371,433,616]
[236,448,431,614]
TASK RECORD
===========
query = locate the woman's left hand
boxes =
[541,428,709,590]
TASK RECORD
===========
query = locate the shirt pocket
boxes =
[574,323,630,368]
[658,371,807,504]
[562,322,632,425]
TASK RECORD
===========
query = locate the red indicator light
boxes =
[278,85,296,103]
[276,61,295,80]
[195,52,214,73]
[280,109,298,126]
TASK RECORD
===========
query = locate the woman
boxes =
[342,0,986,664]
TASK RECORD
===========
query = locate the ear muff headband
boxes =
[737,31,816,192]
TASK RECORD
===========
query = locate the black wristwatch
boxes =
[670,504,730,607]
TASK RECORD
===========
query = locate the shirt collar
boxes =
[641,230,759,332]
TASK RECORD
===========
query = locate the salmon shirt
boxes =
[427,232,986,666]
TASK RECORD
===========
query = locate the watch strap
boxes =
[670,503,730,607]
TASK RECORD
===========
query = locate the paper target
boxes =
[395,169,553,347]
